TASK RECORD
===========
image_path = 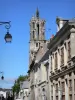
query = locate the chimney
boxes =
[50,34,54,41]
[56,17,63,31]
[51,34,54,39]
[56,17,68,32]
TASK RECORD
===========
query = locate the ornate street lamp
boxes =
[0,21,12,80]
[0,21,12,42]
[0,72,4,80]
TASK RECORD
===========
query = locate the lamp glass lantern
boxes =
[4,31,12,43]
[4,22,12,43]
[1,75,4,80]
[0,72,4,80]
[0,21,12,43]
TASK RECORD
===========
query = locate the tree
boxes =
[12,83,20,94]
[12,75,29,94]
[17,75,28,83]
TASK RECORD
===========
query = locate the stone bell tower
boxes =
[29,8,46,64]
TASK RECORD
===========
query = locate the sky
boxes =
[0,0,75,88]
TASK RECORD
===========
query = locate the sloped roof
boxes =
[0,88,12,92]
[69,18,75,22]
[20,81,29,89]
[35,42,48,63]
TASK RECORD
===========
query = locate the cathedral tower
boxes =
[29,9,46,64]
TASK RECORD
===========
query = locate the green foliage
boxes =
[12,75,29,94]
[12,83,20,94]
[17,75,28,83]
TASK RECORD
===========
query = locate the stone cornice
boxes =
[38,81,47,86]
[29,40,47,42]
[30,84,35,88]
[50,64,75,81]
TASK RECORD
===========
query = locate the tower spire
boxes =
[36,8,39,18]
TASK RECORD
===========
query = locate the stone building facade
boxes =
[28,9,75,100]
[29,8,45,65]
[0,88,13,99]
[48,17,75,100]
[19,81,29,100]
[28,9,50,100]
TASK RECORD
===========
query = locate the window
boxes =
[56,84,58,93]
[61,82,65,92]
[33,31,35,39]
[69,95,72,100]
[69,72,71,76]
[56,96,58,100]
[51,96,53,100]
[42,88,45,96]
[55,52,58,69]
[51,57,52,71]
[51,85,53,94]
[69,80,72,91]
[61,47,64,65]
[74,79,75,91]
[36,43,38,47]
[46,65,49,80]
[68,41,71,60]
[32,22,35,28]
[37,24,39,36]
[74,71,75,75]
[23,96,25,100]
[62,95,65,100]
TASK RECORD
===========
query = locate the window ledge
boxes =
[67,58,71,63]
[60,63,64,68]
